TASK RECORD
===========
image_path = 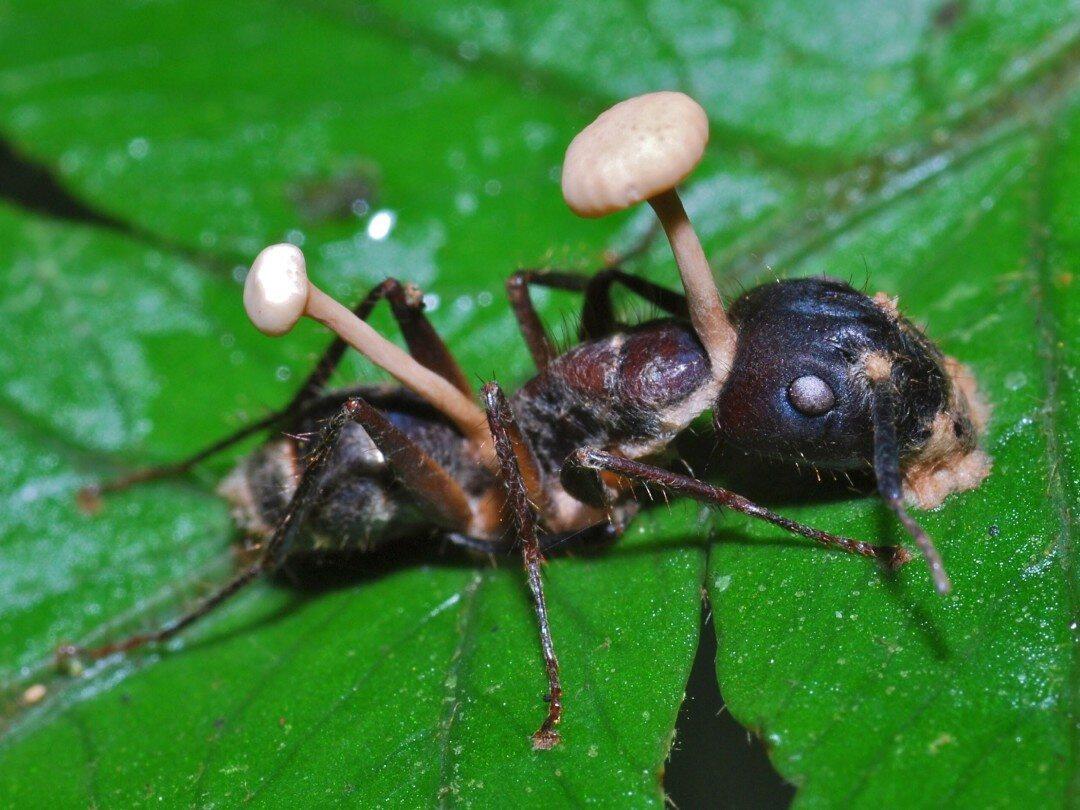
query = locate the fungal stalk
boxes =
[245,244,495,465]
[561,91,737,378]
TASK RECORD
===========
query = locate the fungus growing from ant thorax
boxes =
[562,90,737,378]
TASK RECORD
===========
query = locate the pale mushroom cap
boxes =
[244,243,310,336]
[562,91,709,218]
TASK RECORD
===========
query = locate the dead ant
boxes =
[67,92,990,750]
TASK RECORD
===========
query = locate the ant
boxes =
[67,92,990,750]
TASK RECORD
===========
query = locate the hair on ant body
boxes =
[68,92,989,750]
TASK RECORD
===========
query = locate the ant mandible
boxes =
[68,92,990,750]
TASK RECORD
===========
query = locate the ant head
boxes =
[714,277,991,594]
[715,278,964,470]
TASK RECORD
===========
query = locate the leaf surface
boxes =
[0,1,1076,807]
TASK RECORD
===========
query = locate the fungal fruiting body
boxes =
[562,90,737,378]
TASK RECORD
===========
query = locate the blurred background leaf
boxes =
[0,1,1075,807]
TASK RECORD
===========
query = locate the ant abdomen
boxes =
[220,387,496,554]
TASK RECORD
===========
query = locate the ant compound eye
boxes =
[787,375,836,416]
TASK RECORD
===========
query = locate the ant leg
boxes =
[482,382,562,750]
[77,410,288,511]
[81,281,396,506]
[57,564,265,662]
[376,279,472,397]
[81,279,469,505]
[505,263,686,369]
[579,268,687,341]
[294,276,469,405]
[343,397,475,531]
[63,397,371,662]
[562,448,911,567]
[504,221,664,370]
[505,270,590,369]
[289,278,411,406]
[503,224,662,368]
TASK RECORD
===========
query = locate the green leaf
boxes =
[0,1,1076,807]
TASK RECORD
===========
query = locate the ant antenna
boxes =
[866,356,952,595]
[561,92,737,380]
[245,244,496,468]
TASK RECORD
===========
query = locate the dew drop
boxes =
[366,210,396,241]
[1004,371,1027,391]
[127,137,150,159]
[455,192,477,215]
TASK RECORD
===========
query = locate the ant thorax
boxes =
[512,317,720,531]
